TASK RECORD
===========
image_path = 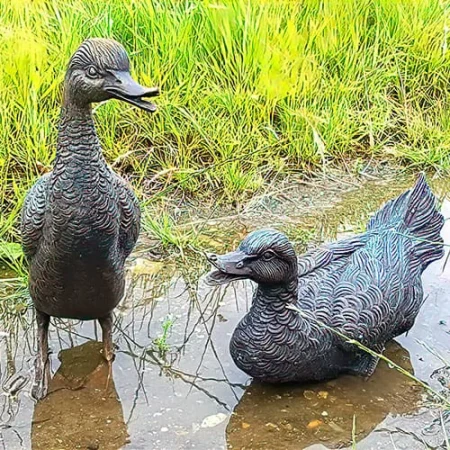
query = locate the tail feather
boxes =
[367,173,444,270]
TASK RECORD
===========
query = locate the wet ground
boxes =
[1,174,449,450]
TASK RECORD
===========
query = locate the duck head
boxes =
[63,38,159,112]
[206,229,298,287]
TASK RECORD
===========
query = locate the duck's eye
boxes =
[262,251,274,261]
[86,66,99,79]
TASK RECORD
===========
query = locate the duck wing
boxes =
[333,233,422,346]
[113,173,141,259]
[297,234,370,278]
[20,174,51,262]
[296,233,370,311]
[296,173,444,350]
[295,231,422,351]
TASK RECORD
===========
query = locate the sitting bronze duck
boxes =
[206,174,444,383]
[20,38,159,399]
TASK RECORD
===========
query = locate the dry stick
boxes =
[441,410,450,450]
[286,304,450,408]
[351,414,357,450]
[388,432,399,450]
[417,339,449,367]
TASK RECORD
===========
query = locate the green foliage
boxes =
[0,240,27,281]
[153,314,175,356]
[0,241,29,319]
[143,208,201,255]
[1,0,450,245]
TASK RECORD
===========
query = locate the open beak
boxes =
[205,250,251,286]
[104,71,159,113]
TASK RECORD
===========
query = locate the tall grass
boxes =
[1,0,450,245]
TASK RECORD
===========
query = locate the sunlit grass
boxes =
[1,0,450,249]
[143,208,201,255]
[0,240,29,318]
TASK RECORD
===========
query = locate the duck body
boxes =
[24,159,136,321]
[207,174,444,383]
[23,104,139,320]
[230,232,422,383]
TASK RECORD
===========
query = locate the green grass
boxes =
[0,240,29,318]
[1,0,450,251]
[143,207,202,255]
[152,314,175,356]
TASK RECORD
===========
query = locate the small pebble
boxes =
[307,420,322,429]
[200,413,227,428]
[317,391,329,399]
[265,422,279,431]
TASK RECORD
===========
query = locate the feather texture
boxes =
[20,40,141,321]
[228,174,444,383]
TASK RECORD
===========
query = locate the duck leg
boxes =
[31,309,50,401]
[99,313,115,362]
[98,313,115,390]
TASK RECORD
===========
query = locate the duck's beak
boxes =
[104,71,159,113]
[205,251,251,286]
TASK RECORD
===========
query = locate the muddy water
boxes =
[0,176,449,450]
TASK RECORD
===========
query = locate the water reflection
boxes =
[0,175,449,449]
[226,341,421,450]
[31,341,128,450]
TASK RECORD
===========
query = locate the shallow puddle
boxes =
[1,176,450,450]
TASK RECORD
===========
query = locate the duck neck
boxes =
[54,96,104,169]
[255,277,298,308]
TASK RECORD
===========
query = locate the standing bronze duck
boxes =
[206,174,444,383]
[20,38,159,399]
